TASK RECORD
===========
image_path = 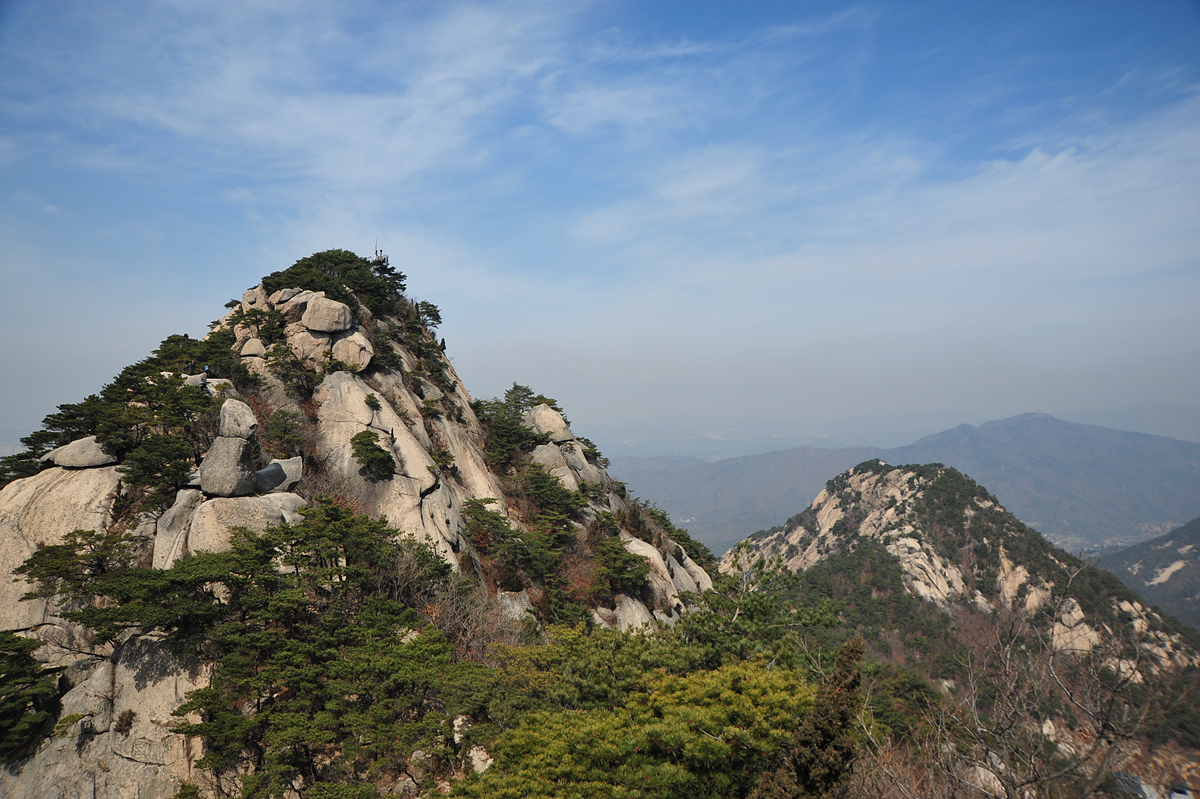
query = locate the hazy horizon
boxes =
[3,1,1197,453]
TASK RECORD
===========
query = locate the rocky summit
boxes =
[721,460,1196,670]
[0,250,713,798]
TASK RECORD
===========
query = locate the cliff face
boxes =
[0,256,713,797]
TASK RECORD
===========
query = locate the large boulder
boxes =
[240,337,267,357]
[218,398,258,439]
[198,436,256,497]
[521,404,574,443]
[286,323,332,369]
[277,289,320,322]
[268,286,303,305]
[184,494,307,559]
[301,296,353,332]
[530,444,579,492]
[331,330,374,372]
[241,284,268,313]
[255,457,303,494]
[39,436,116,468]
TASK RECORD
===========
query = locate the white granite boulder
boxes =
[151,489,204,569]
[219,399,258,439]
[268,286,303,305]
[521,404,574,443]
[39,436,116,468]
[301,296,353,332]
[241,337,267,357]
[278,289,320,322]
[331,330,374,372]
[187,494,306,556]
[286,323,332,369]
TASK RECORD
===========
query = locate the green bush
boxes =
[0,631,62,762]
[350,430,393,481]
[261,249,407,316]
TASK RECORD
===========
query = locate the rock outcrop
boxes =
[0,262,716,797]
[721,460,1198,670]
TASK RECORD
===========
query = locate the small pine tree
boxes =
[752,636,865,799]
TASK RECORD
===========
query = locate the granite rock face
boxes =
[0,277,717,798]
[301,295,353,332]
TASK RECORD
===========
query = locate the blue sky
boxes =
[2,0,1198,454]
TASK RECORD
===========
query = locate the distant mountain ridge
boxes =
[1100,516,1200,632]
[612,413,1200,553]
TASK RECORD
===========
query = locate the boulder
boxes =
[521,404,573,443]
[39,436,116,468]
[241,284,267,313]
[186,494,307,556]
[278,289,320,322]
[255,457,303,494]
[286,323,332,369]
[331,330,374,372]
[301,296,353,332]
[199,436,256,497]
[530,444,579,492]
[498,590,535,620]
[240,337,267,357]
[268,286,303,305]
[151,489,204,569]
[218,398,258,439]
[559,441,606,486]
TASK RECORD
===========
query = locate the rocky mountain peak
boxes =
[0,250,715,797]
[721,460,1197,669]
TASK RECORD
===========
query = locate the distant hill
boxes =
[1099,516,1200,632]
[718,460,1200,785]
[612,414,1200,554]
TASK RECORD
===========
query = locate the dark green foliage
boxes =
[470,384,556,472]
[260,410,306,459]
[673,550,839,672]
[363,393,381,411]
[752,637,864,799]
[240,308,287,346]
[419,398,443,419]
[267,349,324,399]
[349,430,393,481]
[520,463,587,530]
[462,499,511,553]
[261,249,407,316]
[0,631,62,762]
[416,300,442,330]
[367,327,404,372]
[595,537,651,597]
[118,434,197,513]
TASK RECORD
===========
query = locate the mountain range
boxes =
[611,413,1200,555]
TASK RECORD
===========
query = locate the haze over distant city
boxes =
[2,0,1197,457]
